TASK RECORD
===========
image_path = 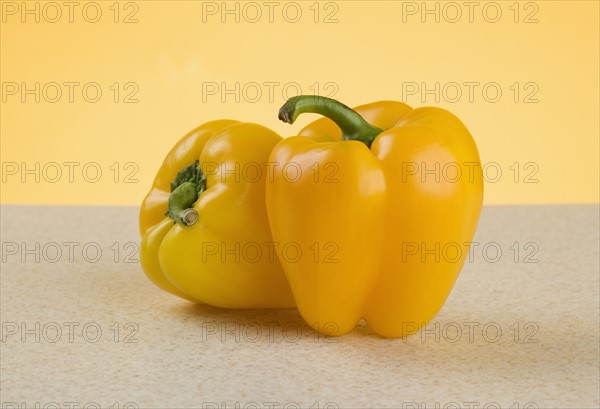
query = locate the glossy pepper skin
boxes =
[267,96,483,337]
[139,120,295,308]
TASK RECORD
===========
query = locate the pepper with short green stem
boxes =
[140,119,296,308]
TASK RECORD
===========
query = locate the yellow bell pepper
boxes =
[267,96,483,337]
[139,120,295,308]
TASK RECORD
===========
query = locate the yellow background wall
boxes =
[1,0,598,205]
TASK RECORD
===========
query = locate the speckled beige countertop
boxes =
[1,205,598,408]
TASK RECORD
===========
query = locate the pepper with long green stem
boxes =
[267,95,484,337]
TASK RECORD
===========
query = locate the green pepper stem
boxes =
[166,160,205,226]
[166,182,199,226]
[278,96,383,147]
